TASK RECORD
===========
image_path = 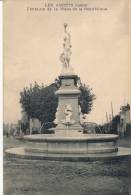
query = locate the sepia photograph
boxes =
[3,0,131,194]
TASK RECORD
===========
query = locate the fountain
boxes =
[5,24,131,161]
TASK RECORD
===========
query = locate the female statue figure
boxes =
[60,23,72,69]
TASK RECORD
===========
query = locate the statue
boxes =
[54,107,59,124]
[62,104,75,125]
[60,23,72,69]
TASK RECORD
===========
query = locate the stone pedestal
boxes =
[55,72,83,136]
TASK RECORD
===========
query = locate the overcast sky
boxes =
[3,0,130,125]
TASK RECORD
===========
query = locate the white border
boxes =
[0,1,3,194]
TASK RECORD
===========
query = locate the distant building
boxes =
[30,118,41,134]
[20,110,41,134]
[21,110,29,124]
[120,104,130,126]
[117,104,130,137]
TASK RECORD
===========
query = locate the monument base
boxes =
[55,125,83,137]
[55,130,83,137]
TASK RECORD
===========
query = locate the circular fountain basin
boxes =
[5,134,131,162]
[23,134,118,154]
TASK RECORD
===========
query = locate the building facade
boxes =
[118,104,130,137]
[21,110,41,134]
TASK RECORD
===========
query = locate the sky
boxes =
[3,0,131,125]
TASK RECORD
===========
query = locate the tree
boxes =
[78,84,96,114]
[19,81,96,125]
[3,123,7,136]
[111,115,120,134]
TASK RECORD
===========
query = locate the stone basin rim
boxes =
[4,147,131,162]
[23,134,118,141]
